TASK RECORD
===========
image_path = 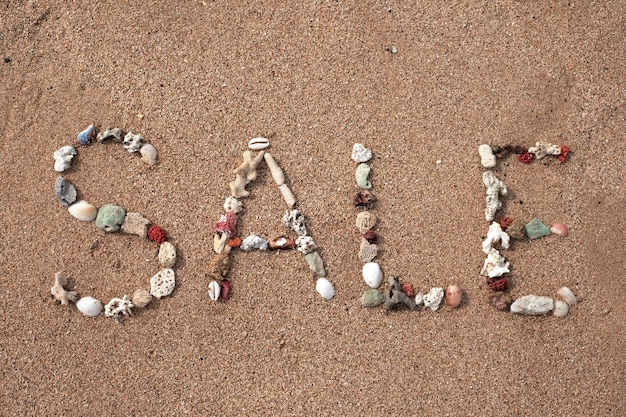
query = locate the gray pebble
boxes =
[55,176,77,207]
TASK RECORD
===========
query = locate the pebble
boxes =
[240,234,268,251]
[120,212,151,238]
[53,145,77,172]
[96,127,123,143]
[550,222,569,237]
[55,176,77,207]
[208,280,220,301]
[423,287,444,311]
[68,200,98,222]
[478,144,497,168]
[351,143,372,163]
[140,143,158,165]
[158,241,177,268]
[355,163,372,190]
[149,268,176,299]
[414,293,424,306]
[358,238,378,262]
[122,132,143,153]
[360,289,385,307]
[315,278,335,300]
[355,211,377,234]
[305,251,326,277]
[279,184,296,208]
[557,287,577,306]
[263,153,284,185]
[248,137,270,150]
[362,262,383,288]
[552,300,569,317]
[510,295,554,315]
[268,236,296,250]
[95,204,126,232]
[444,285,462,308]
[525,218,551,240]
[77,124,96,145]
[76,296,103,317]
[131,289,153,308]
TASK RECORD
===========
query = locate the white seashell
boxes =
[478,144,496,168]
[362,262,383,288]
[423,287,444,311]
[552,300,569,317]
[315,278,334,300]
[76,296,103,317]
[264,153,285,185]
[208,280,221,301]
[557,287,577,306]
[158,241,177,268]
[248,137,270,150]
[279,184,296,208]
[149,269,176,299]
[140,143,158,165]
[68,200,98,222]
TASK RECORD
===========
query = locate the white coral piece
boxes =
[483,171,507,221]
[482,222,510,254]
[351,143,372,163]
[53,146,77,172]
[481,248,510,278]
[423,287,444,311]
[105,295,134,318]
[51,272,77,305]
[240,234,268,251]
[296,235,317,254]
[223,196,243,214]
[149,269,176,298]
[122,132,143,153]
[528,142,561,160]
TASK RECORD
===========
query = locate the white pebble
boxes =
[76,296,103,317]
[423,287,444,311]
[315,278,335,300]
[557,287,577,306]
[140,143,158,165]
[478,144,497,168]
[552,300,569,317]
[68,200,98,222]
[362,262,382,288]
[510,295,554,315]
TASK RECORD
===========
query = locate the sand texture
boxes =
[1,1,624,416]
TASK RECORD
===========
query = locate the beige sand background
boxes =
[1,1,624,416]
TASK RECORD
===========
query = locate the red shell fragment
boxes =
[487,276,508,292]
[499,217,514,230]
[558,145,570,163]
[213,212,237,237]
[354,190,376,209]
[219,279,231,301]
[517,151,534,164]
[401,282,414,298]
[147,225,167,244]
[227,237,242,248]
[363,230,378,244]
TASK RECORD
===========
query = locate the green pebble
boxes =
[356,163,372,190]
[524,218,551,240]
[360,289,385,307]
[95,204,126,232]
[305,251,326,277]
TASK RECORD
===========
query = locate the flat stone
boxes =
[525,218,551,240]
[360,289,385,307]
[55,176,77,207]
[510,295,554,315]
[358,238,378,262]
[305,251,326,277]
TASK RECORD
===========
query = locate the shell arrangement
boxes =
[51,124,178,320]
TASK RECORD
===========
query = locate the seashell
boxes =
[240,234,268,251]
[131,289,152,308]
[223,196,243,214]
[305,251,326,277]
[552,300,569,317]
[358,238,378,262]
[95,204,126,232]
[557,287,577,306]
[122,132,143,153]
[208,280,221,301]
[121,212,151,238]
[315,278,334,300]
[158,241,177,268]
[140,143,158,165]
[77,124,96,146]
[282,209,307,236]
[423,287,444,311]
[55,176,77,207]
[279,184,296,208]
[478,144,496,168]
[68,200,98,222]
[362,262,383,288]
[550,222,568,237]
[444,285,462,308]
[248,137,270,150]
[356,211,377,234]
[355,163,372,190]
[296,235,317,254]
[96,127,123,143]
[53,145,77,172]
[361,289,385,307]
[76,296,103,317]
[213,233,231,254]
[263,153,285,185]
[351,143,372,163]
[510,295,554,315]
[268,236,296,250]
[149,268,175,299]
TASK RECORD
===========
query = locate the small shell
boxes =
[279,184,296,208]
[140,143,158,165]
[158,241,177,268]
[68,200,98,222]
[76,296,103,317]
[550,222,568,237]
[557,287,577,306]
[552,300,569,317]
[315,278,334,300]
[77,124,96,145]
[444,285,462,308]
[248,137,270,150]
[264,153,285,185]
[362,262,383,288]
[131,289,153,308]
[208,280,221,301]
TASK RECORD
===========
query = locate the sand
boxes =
[1,1,624,416]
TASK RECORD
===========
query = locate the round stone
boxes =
[95,204,126,232]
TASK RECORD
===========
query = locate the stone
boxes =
[557,287,577,306]
[528,142,561,160]
[351,143,372,163]
[149,269,176,298]
[140,143,157,165]
[77,124,96,145]
[53,146,77,172]
[240,234,268,251]
[478,144,496,168]
[229,150,265,198]
[506,219,526,240]
[223,196,244,214]
[158,241,177,268]
[355,211,377,234]
[68,200,98,222]
[444,285,462,308]
[268,236,296,250]
[120,212,151,238]
[481,248,510,278]
[358,238,378,262]
[296,235,317,254]
[385,277,417,310]
[122,132,143,152]
[131,289,152,308]
[423,287,444,311]
[263,153,284,185]
[248,137,270,150]
[51,272,77,305]
[360,289,385,307]
[552,300,569,317]
[55,176,77,207]
[76,296,103,317]
[483,170,507,221]
[95,204,126,232]
[525,218,551,240]
[282,209,307,236]
[482,221,510,253]
[550,222,568,237]
[96,127,123,143]
[279,184,296,208]
[305,251,326,277]
[315,278,334,300]
[510,295,554,315]
[354,190,376,209]
[355,163,372,190]
[362,262,382,288]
